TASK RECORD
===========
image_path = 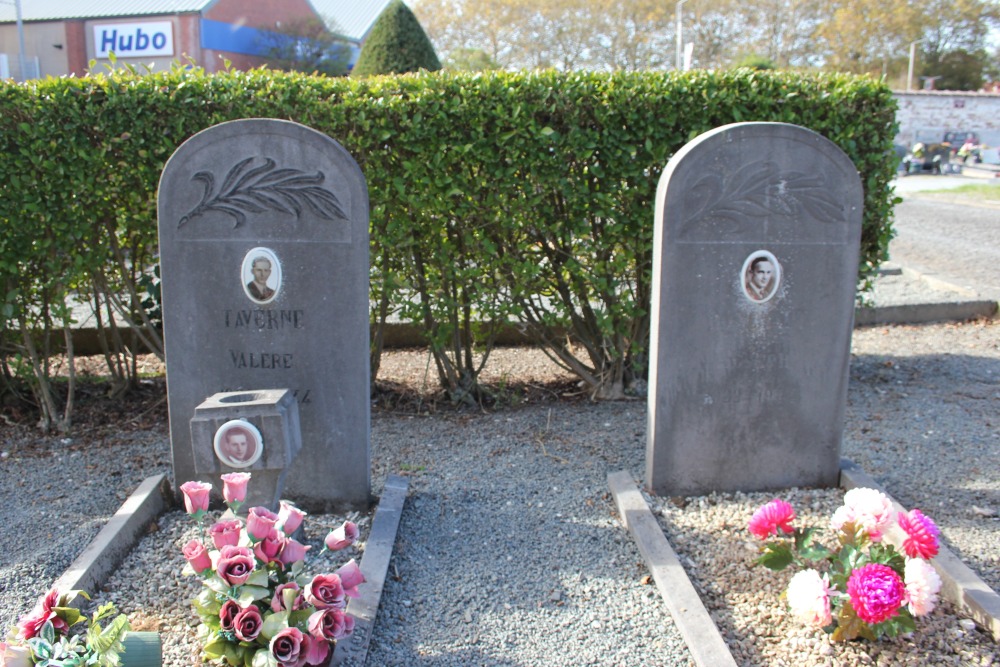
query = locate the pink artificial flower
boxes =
[832,488,895,542]
[279,538,311,567]
[325,521,359,551]
[216,545,256,586]
[785,569,832,627]
[15,590,67,640]
[182,539,213,574]
[234,605,264,642]
[336,559,366,599]
[270,627,306,666]
[247,507,280,541]
[747,499,796,539]
[219,600,242,632]
[303,634,330,666]
[278,501,307,535]
[271,582,304,613]
[846,563,906,624]
[904,558,942,617]
[304,573,345,610]
[180,480,212,515]
[898,509,940,560]
[209,519,243,550]
[221,472,251,505]
[254,531,287,564]
[308,608,354,641]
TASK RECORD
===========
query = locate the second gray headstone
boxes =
[646,122,863,496]
[158,118,370,511]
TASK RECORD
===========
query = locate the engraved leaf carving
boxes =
[178,157,348,228]
[679,160,846,235]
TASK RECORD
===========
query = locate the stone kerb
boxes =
[647,122,864,496]
[158,118,371,511]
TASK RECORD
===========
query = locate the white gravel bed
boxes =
[647,486,1000,666]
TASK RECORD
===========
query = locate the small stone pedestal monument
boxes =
[190,389,301,510]
[646,122,863,496]
[158,119,371,511]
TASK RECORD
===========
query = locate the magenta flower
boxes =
[325,521,359,551]
[247,506,279,541]
[270,627,307,666]
[219,600,241,632]
[234,605,264,642]
[748,499,796,539]
[221,472,251,505]
[308,608,354,641]
[898,509,940,560]
[304,573,345,610]
[209,519,243,550]
[279,538,311,567]
[216,545,256,586]
[182,539,213,574]
[278,501,307,535]
[180,480,212,515]
[254,531,287,564]
[847,563,905,624]
[271,582,304,613]
[16,590,67,640]
[336,559,366,599]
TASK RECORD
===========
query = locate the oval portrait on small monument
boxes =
[214,419,263,469]
[741,250,781,303]
[242,247,281,304]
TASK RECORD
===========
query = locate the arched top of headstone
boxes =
[159,118,368,244]
[656,122,862,244]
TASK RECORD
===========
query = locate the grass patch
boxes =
[922,182,1000,201]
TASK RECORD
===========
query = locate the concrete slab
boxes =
[52,474,172,604]
[840,458,1000,642]
[608,471,737,667]
[333,475,409,666]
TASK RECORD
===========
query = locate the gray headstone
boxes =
[158,119,371,511]
[646,122,863,496]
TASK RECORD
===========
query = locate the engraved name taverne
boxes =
[178,157,349,228]
[678,160,847,236]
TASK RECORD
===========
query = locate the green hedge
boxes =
[0,66,897,420]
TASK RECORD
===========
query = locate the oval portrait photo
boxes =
[242,247,282,304]
[741,251,781,303]
[213,420,263,469]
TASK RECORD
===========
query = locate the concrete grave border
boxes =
[49,473,410,663]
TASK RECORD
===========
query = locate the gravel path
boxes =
[1,320,999,665]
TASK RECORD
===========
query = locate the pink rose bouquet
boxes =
[749,487,942,641]
[180,473,364,666]
[2,589,129,665]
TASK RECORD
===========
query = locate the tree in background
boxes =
[258,17,351,77]
[443,47,501,71]
[352,0,442,76]
[917,0,1000,90]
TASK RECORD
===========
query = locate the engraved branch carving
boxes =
[178,157,348,228]
[680,160,847,234]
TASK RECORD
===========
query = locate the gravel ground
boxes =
[1,319,999,665]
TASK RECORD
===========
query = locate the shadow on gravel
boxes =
[847,351,1000,591]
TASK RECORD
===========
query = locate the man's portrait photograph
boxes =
[213,420,263,468]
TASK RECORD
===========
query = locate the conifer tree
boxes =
[352,0,442,76]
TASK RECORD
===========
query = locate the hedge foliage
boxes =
[0,66,898,421]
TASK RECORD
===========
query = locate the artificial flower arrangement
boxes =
[180,473,363,667]
[749,487,943,641]
[1,589,130,666]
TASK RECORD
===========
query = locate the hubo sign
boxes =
[94,21,174,58]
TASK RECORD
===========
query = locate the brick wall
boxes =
[894,91,1000,148]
